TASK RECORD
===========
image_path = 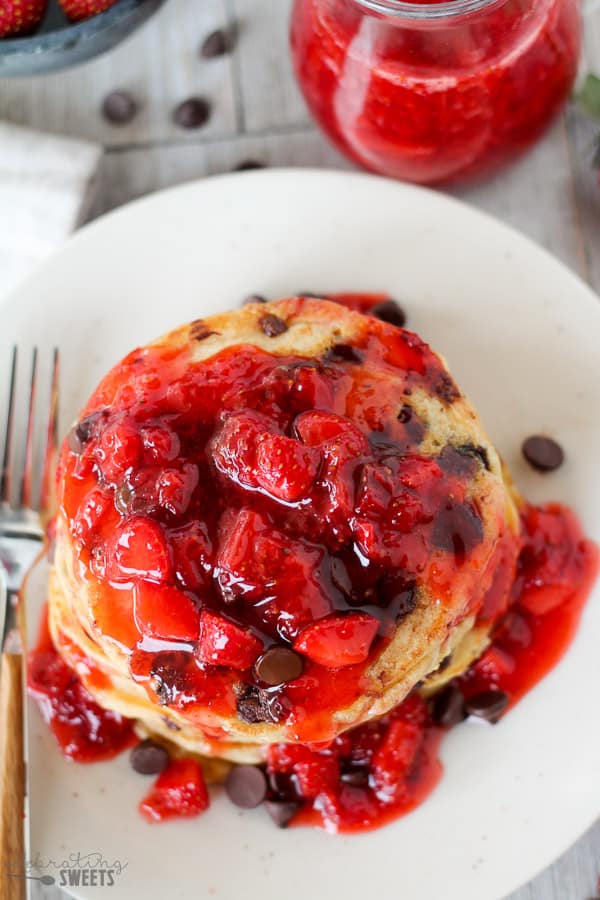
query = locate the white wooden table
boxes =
[0,1,598,898]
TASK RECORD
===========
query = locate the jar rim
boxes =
[354,0,502,20]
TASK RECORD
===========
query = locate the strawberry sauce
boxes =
[290,0,581,184]
[53,299,507,745]
[28,607,136,762]
[28,294,598,832]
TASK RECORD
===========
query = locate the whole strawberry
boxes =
[0,0,47,38]
[59,0,119,22]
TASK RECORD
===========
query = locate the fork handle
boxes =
[0,653,26,900]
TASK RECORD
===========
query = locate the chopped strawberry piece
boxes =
[196,610,263,670]
[295,411,357,446]
[255,433,320,502]
[105,516,172,582]
[211,410,271,488]
[141,425,181,464]
[356,463,395,517]
[518,504,586,614]
[290,364,337,410]
[370,718,425,802]
[352,519,429,572]
[170,521,213,591]
[139,758,209,823]
[72,489,115,541]
[134,582,200,642]
[267,744,339,799]
[215,508,268,600]
[470,645,516,682]
[216,508,332,640]
[397,455,443,492]
[293,613,379,668]
[387,492,431,533]
[156,463,199,516]
[94,419,142,482]
[380,329,427,374]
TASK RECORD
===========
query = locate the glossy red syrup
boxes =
[459,503,599,708]
[55,298,505,745]
[30,294,598,831]
[28,606,135,762]
[267,503,598,833]
[290,0,581,184]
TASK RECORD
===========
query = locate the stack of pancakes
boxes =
[48,298,521,764]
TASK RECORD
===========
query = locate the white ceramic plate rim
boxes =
[1,169,598,900]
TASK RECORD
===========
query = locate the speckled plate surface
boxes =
[3,170,599,900]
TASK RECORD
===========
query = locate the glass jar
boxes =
[290,0,581,184]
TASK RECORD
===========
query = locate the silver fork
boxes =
[0,346,59,900]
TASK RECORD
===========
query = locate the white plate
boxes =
[3,170,599,900]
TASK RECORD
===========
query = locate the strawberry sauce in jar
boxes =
[290,0,581,184]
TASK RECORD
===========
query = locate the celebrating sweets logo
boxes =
[7,851,128,888]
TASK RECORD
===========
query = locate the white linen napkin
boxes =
[0,122,102,299]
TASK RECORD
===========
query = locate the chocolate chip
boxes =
[149,652,191,705]
[431,685,465,728]
[236,684,290,724]
[225,765,267,809]
[340,767,369,786]
[161,716,181,732]
[173,97,211,130]
[465,689,509,723]
[432,502,484,565]
[189,319,216,341]
[397,404,425,444]
[378,577,417,621]
[324,343,363,364]
[130,739,170,775]
[458,443,490,471]
[268,770,302,802]
[101,91,138,125]
[437,654,452,673]
[522,435,564,472]
[67,426,85,455]
[434,373,461,404]
[236,693,264,724]
[259,314,288,337]
[200,28,233,59]
[254,648,303,686]
[371,299,406,327]
[264,800,300,828]
[438,445,479,478]
[243,293,268,305]
[67,410,106,455]
[235,160,265,171]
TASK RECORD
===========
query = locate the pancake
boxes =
[49,297,522,762]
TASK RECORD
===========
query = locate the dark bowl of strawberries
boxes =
[0,0,167,76]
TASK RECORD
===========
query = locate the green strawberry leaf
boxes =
[577,74,600,121]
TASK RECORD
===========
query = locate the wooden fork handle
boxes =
[0,653,26,900]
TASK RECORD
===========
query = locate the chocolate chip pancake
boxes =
[48,297,521,763]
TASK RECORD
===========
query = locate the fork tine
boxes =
[40,348,59,517]
[20,347,38,510]
[0,346,17,506]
